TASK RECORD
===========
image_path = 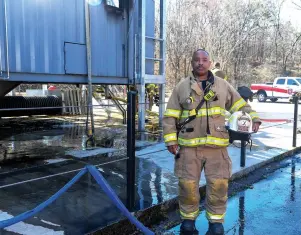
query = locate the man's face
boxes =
[191,51,211,77]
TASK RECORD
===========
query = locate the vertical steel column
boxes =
[159,0,166,128]
[293,96,298,147]
[138,0,146,132]
[1,0,9,79]
[0,21,2,76]
[127,91,136,211]
[85,0,95,139]
[4,0,9,78]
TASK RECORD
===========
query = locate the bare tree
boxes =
[293,0,301,9]
[165,0,301,89]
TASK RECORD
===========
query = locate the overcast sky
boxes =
[281,0,301,29]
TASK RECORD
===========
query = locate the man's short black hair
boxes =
[215,62,221,68]
[193,48,209,57]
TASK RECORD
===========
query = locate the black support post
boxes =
[126,91,136,211]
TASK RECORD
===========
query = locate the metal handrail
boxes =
[105,86,127,124]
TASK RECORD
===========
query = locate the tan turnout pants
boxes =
[175,146,232,223]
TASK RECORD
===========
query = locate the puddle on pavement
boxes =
[167,155,301,235]
[0,117,160,168]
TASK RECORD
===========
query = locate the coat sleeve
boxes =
[162,86,182,146]
[225,83,261,124]
[214,70,226,79]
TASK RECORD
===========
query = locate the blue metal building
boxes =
[0,0,166,130]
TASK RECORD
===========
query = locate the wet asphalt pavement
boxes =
[167,155,301,235]
[1,116,301,235]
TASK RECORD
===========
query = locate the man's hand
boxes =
[253,122,260,133]
[167,144,178,155]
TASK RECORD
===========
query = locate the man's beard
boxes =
[194,69,208,77]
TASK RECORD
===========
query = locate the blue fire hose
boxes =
[0,165,154,235]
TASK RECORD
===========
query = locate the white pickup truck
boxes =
[250,77,301,102]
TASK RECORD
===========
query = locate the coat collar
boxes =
[189,71,215,95]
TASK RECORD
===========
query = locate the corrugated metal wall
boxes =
[90,2,127,77]
[0,0,155,83]
[64,0,86,44]
[3,0,65,74]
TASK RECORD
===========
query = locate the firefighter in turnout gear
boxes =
[146,83,159,110]
[212,62,227,80]
[163,49,261,235]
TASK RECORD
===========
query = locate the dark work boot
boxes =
[205,222,224,235]
[180,219,199,235]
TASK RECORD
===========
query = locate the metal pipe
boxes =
[159,0,166,128]
[1,0,9,80]
[85,0,95,138]
[0,28,2,76]
[293,96,298,147]
[145,35,164,41]
[134,34,137,84]
[0,104,123,112]
[138,0,146,132]
[145,57,163,61]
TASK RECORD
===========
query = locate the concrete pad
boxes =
[136,142,289,187]
[135,140,159,148]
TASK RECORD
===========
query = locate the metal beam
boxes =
[145,36,164,41]
[138,0,146,132]
[159,0,166,128]
[0,81,20,97]
[145,57,163,61]
[85,0,95,139]
[144,74,165,84]
[7,73,129,84]
[0,0,10,80]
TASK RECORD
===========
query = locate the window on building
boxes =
[106,0,120,8]
[105,0,126,13]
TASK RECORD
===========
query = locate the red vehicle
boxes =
[250,77,301,102]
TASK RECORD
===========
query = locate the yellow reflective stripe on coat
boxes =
[164,109,181,118]
[206,211,225,220]
[164,133,177,142]
[229,98,247,113]
[178,136,229,147]
[181,107,227,118]
[180,209,200,219]
[249,112,259,120]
